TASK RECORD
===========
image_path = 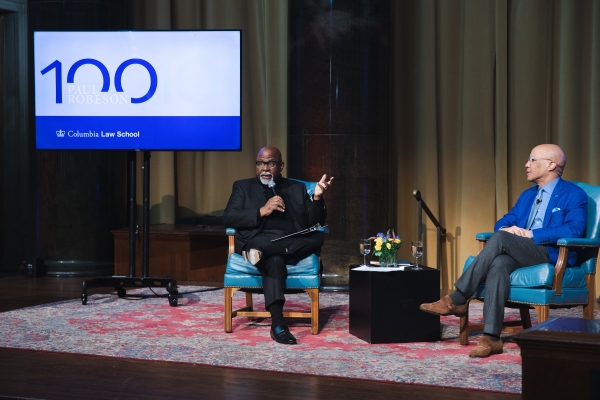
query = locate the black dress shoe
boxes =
[270,325,297,345]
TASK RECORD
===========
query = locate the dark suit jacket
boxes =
[494,178,588,265]
[223,177,327,253]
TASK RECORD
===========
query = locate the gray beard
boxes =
[259,174,273,185]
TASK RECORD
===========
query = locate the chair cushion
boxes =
[472,286,589,305]
[463,255,587,289]
[509,264,554,287]
[223,273,320,289]
[224,253,320,289]
[226,253,319,275]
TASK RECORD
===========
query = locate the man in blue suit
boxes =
[420,144,587,357]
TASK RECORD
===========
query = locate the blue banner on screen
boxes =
[36,116,240,150]
[34,31,241,151]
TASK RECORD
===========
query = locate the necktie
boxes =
[526,187,544,230]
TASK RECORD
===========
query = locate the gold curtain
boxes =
[393,0,600,290]
[128,0,288,222]
[129,0,600,292]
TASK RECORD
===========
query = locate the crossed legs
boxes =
[243,230,324,344]
[421,230,550,356]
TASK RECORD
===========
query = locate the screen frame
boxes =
[33,29,242,152]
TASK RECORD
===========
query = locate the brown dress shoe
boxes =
[419,295,468,317]
[469,335,503,358]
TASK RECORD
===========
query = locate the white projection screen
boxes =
[34,30,241,151]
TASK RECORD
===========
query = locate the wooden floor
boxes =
[5,273,591,400]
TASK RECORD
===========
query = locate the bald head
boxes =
[534,144,566,175]
[257,146,282,161]
[526,144,566,185]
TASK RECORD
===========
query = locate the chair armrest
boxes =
[476,232,493,252]
[226,228,236,255]
[476,232,493,241]
[553,238,599,295]
[227,226,328,236]
[225,226,328,257]
[557,237,600,247]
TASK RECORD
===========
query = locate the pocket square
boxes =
[552,207,561,212]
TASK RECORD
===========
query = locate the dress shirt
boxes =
[530,177,560,236]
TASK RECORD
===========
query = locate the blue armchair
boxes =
[459,181,598,345]
[223,179,324,335]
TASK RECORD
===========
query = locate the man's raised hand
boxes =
[314,174,334,200]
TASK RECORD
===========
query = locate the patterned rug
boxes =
[0,287,596,394]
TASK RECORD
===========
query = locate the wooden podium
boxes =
[113,224,228,286]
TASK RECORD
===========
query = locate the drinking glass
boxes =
[411,241,423,270]
[359,239,371,267]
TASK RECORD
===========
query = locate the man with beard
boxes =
[224,146,333,344]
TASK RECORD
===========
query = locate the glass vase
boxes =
[379,250,397,267]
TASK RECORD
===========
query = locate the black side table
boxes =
[349,266,441,344]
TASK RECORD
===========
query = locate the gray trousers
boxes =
[454,230,550,336]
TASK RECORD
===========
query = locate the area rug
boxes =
[0,287,596,394]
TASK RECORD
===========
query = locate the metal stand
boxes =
[412,190,446,270]
[81,151,179,306]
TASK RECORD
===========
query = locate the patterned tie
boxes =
[526,187,544,230]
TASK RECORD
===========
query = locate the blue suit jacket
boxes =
[494,178,588,266]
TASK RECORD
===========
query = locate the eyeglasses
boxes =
[527,157,554,164]
[255,160,281,168]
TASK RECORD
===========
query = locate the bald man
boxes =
[420,144,587,357]
[224,146,333,345]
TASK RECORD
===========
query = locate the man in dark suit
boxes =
[420,144,587,357]
[223,146,333,345]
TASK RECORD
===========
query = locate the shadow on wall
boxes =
[134,195,224,226]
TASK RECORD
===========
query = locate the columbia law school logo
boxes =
[56,130,65,137]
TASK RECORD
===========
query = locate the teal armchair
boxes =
[459,182,598,345]
[223,179,325,335]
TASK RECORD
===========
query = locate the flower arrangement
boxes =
[370,229,403,267]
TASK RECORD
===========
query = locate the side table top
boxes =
[514,317,600,347]
[349,264,438,273]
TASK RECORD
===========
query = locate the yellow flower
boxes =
[375,237,383,245]
[387,237,393,242]
[375,244,382,251]
[386,243,391,249]
[394,239,400,244]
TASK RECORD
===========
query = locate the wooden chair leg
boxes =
[245,292,254,321]
[459,306,470,346]
[583,274,595,319]
[307,288,319,334]
[583,301,594,319]
[533,305,550,324]
[224,287,235,333]
[519,306,532,329]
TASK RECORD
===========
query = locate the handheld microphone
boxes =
[267,180,277,196]
[536,198,542,204]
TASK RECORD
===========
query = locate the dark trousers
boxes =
[244,229,324,309]
[454,230,550,336]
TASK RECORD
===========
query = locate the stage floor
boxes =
[0,273,568,399]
